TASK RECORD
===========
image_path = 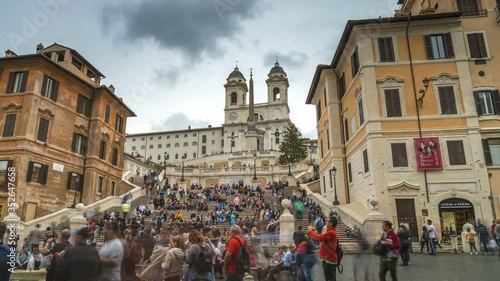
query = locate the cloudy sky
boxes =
[1,0,398,138]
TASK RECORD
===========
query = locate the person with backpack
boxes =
[419,226,429,255]
[162,236,186,281]
[315,215,325,234]
[44,229,72,281]
[185,229,214,281]
[54,227,102,281]
[308,216,339,281]
[378,221,400,281]
[223,225,249,281]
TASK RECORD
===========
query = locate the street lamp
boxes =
[287,154,292,176]
[71,174,80,208]
[308,146,314,165]
[330,167,339,205]
[180,153,186,182]
[163,152,169,181]
[253,152,257,180]
[417,77,430,108]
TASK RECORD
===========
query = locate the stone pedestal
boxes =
[279,199,294,245]
[178,182,187,200]
[363,196,387,243]
[2,203,24,243]
[69,203,87,244]
[251,179,260,187]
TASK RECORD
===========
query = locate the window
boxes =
[339,73,346,99]
[2,114,16,137]
[183,142,188,147]
[175,143,179,148]
[104,105,110,123]
[378,37,395,62]
[202,146,207,155]
[0,160,14,192]
[41,75,59,101]
[66,172,82,190]
[72,133,87,155]
[273,88,281,101]
[351,47,360,78]
[57,52,64,61]
[115,114,123,133]
[193,153,197,158]
[112,147,118,166]
[363,149,369,173]
[76,94,91,117]
[140,145,145,150]
[72,57,83,70]
[316,100,321,122]
[193,133,197,137]
[131,146,136,150]
[110,181,116,196]
[275,137,279,144]
[322,176,326,193]
[211,140,215,145]
[175,154,179,160]
[175,135,179,139]
[166,136,170,139]
[99,140,107,160]
[166,144,171,148]
[97,176,103,193]
[424,33,454,59]
[132,138,135,142]
[221,139,224,147]
[326,129,330,150]
[457,0,481,16]
[6,71,29,93]
[212,131,215,135]
[482,139,500,166]
[157,144,162,149]
[26,161,48,184]
[438,86,458,114]
[157,155,161,160]
[149,145,153,149]
[467,33,487,58]
[323,88,327,105]
[391,143,408,167]
[158,136,162,140]
[384,89,402,117]
[475,90,500,116]
[184,134,187,138]
[320,139,324,158]
[358,99,364,125]
[192,141,197,146]
[347,163,352,183]
[202,135,207,143]
[447,140,466,165]
[37,118,49,142]
[351,116,356,134]
[343,118,349,142]
[141,137,145,141]
[230,92,237,105]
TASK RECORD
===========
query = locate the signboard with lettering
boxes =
[439,198,473,209]
[414,137,443,171]
[52,163,64,172]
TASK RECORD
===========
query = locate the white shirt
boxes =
[98,238,124,281]
[428,224,436,239]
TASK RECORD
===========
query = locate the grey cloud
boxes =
[101,0,262,60]
[151,112,212,131]
[154,66,181,87]
[263,51,310,68]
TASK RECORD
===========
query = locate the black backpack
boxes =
[230,237,250,273]
[195,244,213,274]
[372,240,388,257]
[336,239,344,274]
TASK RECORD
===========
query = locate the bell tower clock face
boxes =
[229,112,238,121]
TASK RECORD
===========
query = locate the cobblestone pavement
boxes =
[306,253,500,281]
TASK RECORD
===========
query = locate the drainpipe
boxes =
[406,13,430,203]
[80,92,93,204]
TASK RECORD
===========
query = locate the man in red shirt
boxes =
[224,225,245,281]
[379,220,401,281]
[308,216,338,281]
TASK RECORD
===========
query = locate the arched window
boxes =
[248,113,265,122]
[273,87,281,101]
[230,92,237,105]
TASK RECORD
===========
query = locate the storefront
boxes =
[439,198,475,240]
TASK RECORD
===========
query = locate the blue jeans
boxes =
[269,233,278,244]
[225,272,243,281]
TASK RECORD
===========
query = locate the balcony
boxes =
[458,8,487,17]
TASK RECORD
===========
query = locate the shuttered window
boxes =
[358,99,364,125]
[347,163,352,183]
[0,160,14,192]
[76,94,91,117]
[72,133,87,155]
[384,89,402,117]
[391,143,408,167]
[474,90,500,116]
[37,118,49,142]
[339,73,346,99]
[482,139,500,166]
[438,86,458,114]
[41,75,59,101]
[2,114,16,137]
[363,149,369,173]
[378,37,395,62]
[26,161,48,184]
[467,33,487,58]
[66,172,82,190]
[115,114,123,133]
[6,71,29,93]
[112,147,119,166]
[457,0,481,16]
[344,118,349,142]
[447,140,466,165]
[424,33,454,59]
[99,140,107,160]
[351,47,360,78]
[105,105,110,123]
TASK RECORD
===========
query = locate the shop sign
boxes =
[439,198,472,209]
[414,137,443,171]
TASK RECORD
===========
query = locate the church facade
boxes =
[125,62,293,165]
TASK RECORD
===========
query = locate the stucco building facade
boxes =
[307,0,500,238]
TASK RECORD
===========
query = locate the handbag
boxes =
[372,240,388,257]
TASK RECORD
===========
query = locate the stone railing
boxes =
[139,246,169,281]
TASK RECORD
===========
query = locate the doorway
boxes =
[24,202,37,221]
[0,197,7,220]
[439,198,475,243]
[395,199,418,242]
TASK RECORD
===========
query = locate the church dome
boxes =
[227,67,246,80]
[268,62,286,77]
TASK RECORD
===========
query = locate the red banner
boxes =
[414,137,443,170]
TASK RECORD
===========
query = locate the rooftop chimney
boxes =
[188,126,191,130]
[36,43,44,53]
[108,84,115,93]
[208,125,212,128]
[5,50,17,58]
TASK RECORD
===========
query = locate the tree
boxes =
[278,124,308,164]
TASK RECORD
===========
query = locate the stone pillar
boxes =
[69,203,87,244]
[279,199,294,245]
[363,196,387,243]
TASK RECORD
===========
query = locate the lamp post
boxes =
[71,174,80,208]
[417,77,430,107]
[287,154,292,176]
[163,152,168,181]
[253,152,257,180]
[180,154,186,182]
[308,146,314,165]
[330,167,339,205]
